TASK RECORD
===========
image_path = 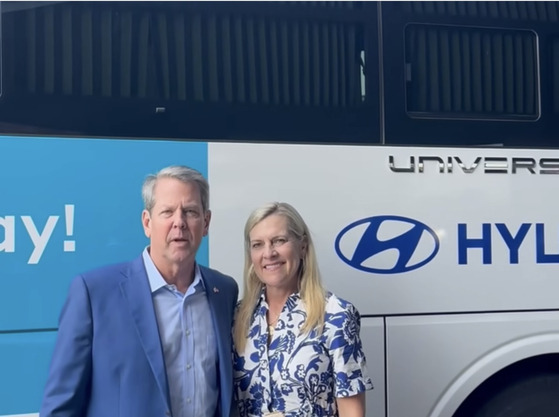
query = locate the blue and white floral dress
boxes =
[233,291,373,417]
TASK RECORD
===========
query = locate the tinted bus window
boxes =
[0,1,379,143]
[405,24,539,121]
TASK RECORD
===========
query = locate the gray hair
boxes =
[142,165,209,213]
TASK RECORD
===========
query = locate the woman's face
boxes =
[248,214,306,291]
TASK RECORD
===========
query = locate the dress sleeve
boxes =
[325,298,374,398]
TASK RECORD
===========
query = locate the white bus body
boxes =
[208,142,559,417]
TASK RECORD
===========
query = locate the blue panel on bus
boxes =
[0,136,208,332]
[0,330,57,416]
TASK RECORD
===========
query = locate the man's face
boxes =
[142,177,210,272]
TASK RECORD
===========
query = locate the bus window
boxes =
[405,24,539,121]
[0,1,380,143]
[381,1,559,147]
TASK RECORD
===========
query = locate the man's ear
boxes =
[142,210,151,238]
[203,210,212,237]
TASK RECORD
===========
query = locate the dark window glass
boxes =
[552,37,559,115]
[0,1,379,143]
[405,24,539,120]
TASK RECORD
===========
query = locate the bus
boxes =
[1,1,559,416]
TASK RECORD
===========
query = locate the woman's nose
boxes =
[263,243,277,257]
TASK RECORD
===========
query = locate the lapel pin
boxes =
[213,287,220,293]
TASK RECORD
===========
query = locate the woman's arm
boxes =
[337,392,366,417]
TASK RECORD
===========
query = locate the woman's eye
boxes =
[272,238,287,247]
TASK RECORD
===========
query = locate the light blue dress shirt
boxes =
[143,248,218,417]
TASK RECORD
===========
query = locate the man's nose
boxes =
[172,211,187,228]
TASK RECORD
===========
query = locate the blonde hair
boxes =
[233,202,325,352]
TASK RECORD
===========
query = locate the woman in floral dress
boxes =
[233,202,373,417]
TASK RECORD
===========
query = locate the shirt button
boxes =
[186,363,192,370]
[186,398,192,404]
[185,329,190,336]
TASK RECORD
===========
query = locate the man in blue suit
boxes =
[40,165,239,417]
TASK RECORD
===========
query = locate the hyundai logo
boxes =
[335,215,440,274]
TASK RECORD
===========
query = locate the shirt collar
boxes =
[142,247,204,294]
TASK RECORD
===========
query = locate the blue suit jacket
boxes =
[40,255,239,417]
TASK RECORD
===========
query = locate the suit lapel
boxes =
[201,267,230,346]
[200,267,233,417]
[119,256,171,410]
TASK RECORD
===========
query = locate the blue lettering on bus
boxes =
[457,223,559,265]
[337,219,559,270]
[458,223,493,265]
[536,223,559,263]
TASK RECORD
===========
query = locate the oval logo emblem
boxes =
[335,215,440,274]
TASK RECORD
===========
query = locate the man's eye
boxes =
[184,209,199,217]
